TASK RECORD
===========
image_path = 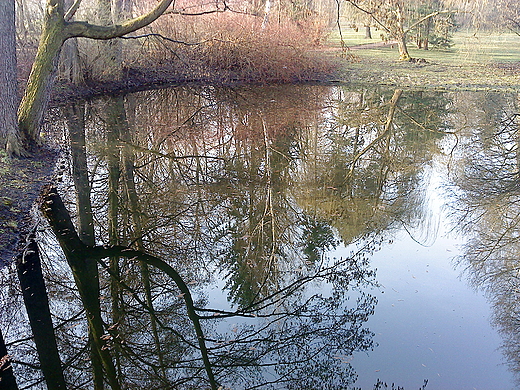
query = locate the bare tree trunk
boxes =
[17,2,67,152]
[93,0,123,81]
[423,17,431,50]
[16,236,67,390]
[0,0,20,155]
[364,25,372,39]
[397,35,411,61]
[59,39,83,83]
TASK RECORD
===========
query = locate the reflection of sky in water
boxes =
[201,160,514,389]
[344,231,511,389]
[22,86,517,389]
[342,162,514,390]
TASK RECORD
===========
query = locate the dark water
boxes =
[2,85,519,389]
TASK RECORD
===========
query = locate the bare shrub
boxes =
[126,10,335,84]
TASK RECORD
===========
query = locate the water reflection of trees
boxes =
[448,93,520,385]
[296,87,449,246]
[2,85,454,389]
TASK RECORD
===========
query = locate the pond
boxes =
[2,85,519,389]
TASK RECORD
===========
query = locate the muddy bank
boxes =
[0,147,59,265]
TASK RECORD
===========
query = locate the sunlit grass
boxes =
[327,28,520,64]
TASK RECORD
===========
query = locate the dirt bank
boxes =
[0,147,58,265]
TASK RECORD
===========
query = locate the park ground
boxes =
[326,30,520,91]
[2,30,520,263]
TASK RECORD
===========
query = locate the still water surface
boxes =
[2,85,519,389]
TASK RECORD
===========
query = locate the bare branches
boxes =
[64,0,82,21]
[405,9,457,34]
[344,0,391,34]
[118,33,206,46]
[65,0,174,40]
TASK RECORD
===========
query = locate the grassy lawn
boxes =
[324,29,520,91]
[328,29,520,62]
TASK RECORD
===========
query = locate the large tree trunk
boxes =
[364,25,372,39]
[93,0,124,81]
[0,0,20,155]
[397,35,411,61]
[423,17,431,50]
[16,0,173,155]
[17,2,67,151]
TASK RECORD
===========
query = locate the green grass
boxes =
[322,28,520,91]
[327,29,520,64]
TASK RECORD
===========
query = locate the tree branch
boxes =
[64,0,174,40]
[344,0,391,34]
[64,0,83,21]
[404,10,454,34]
[119,33,206,46]
[507,17,520,36]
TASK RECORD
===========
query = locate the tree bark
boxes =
[17,1,67,153]
[423,17,431,50]
[397,34,411,61]
[364,25,372,39]
[0,0,20,155]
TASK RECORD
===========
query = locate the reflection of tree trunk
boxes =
[104,97,123,378]
[41,185,218,390]
[0,328,19,390]
[40,186,121,390]
[63,103,104,390]
[16,236,67,390]
[347,89,402,177]
[65,103,95,245]
[120,100,166,374]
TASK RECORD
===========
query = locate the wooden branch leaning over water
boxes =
[39,184,219,390]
